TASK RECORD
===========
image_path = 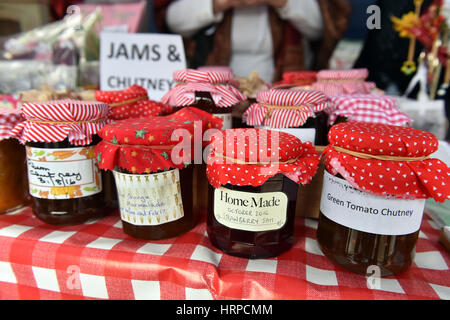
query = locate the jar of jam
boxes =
[317,122,450,276]
[0,109,28,214]
[327,94,412,128]
[206,128,320,258]
[161,69,247,130]
[311,68,376,97]
[95,107,222,240]
[10,99,112,225]
[243,89,329,146]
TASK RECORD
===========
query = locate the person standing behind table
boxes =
[165,0,352,83]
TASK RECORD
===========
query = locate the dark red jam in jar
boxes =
[317,122,450,276]
[243,89,330,146]
[10,99,112,225]
[0,109,28,214]
[161,69,247,130]
[206,128,320,258]
[95,107,222,240]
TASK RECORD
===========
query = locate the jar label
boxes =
[256,126,316,144]
[320,171,426,235]
[214,187,288,232]
[26,146,102,199]
[113,169,184,226]
[213,113,232,130]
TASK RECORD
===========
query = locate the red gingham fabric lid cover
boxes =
[313,68,376,96]
[10,99,109,146]
[327,94,413,126]
[206,128,320,188]
[323,122,450,202]
[0,108,24,141]
[95,84,172,120]
[243,89,329,128]
[95,107,223,174]
[161,69,247,107]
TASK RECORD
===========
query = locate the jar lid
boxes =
[0,108,24,141]
[243,89,328,128]
[328,94,412,126]
[10,99,109,146]
[161,69,247,108]
[281,71,317,84]
[313,69,376,96]
[207,128,320,188]
[96,107,223,174]
[323,122,450,202]
[95,84,172,120]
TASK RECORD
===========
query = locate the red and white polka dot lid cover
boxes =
[95,84,172,120]
[160,69,247,108]
[206,128,320,188]
[243,89,329,128]
[323,121,450,202]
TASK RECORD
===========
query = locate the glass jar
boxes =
[26,136,111,225]
[243,89,330,146]
[317,121,450,276]
[207,173,298,258]
[0,138,28,214]
[113,166,194,240]
[206,128,320,259]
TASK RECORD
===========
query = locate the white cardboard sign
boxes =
[100,32,186,100]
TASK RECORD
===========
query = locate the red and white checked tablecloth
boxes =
[0,208,448,300]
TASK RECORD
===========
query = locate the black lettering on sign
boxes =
[107,42,163,61]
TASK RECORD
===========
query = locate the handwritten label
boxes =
[213,113,232,130]
[113,169,184,226]
[320,171,426,235]
[100,32,186,100]
[214,187,288,232]
[26,146,102,199]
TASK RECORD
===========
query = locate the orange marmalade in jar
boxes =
[206,128,319,258]
[317,122,450,276]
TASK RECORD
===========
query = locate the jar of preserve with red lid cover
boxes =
[243,89,329,146]
[10,99,112,225]
[206,128,320,258]
[318,121,450,276]
[161,69,247,130]
[0,109,28,214]
[95,107,222,240]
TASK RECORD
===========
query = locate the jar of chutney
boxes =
[0,109,28,214]
[11,99,112,225]
[206,128,320,258]
[95,107,222,240]
[161,69,247,130]
[243,89,329,146]
[318,121,450,276]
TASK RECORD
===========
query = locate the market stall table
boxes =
[0,207,448,300]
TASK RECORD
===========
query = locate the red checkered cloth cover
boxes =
[0,208,448,300]
[161,69,247,107]
[0,109,24,141]
[312,69,376,97]
[327,94,413,126]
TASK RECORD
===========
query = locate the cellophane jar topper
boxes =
[11,99,113,225]
[161,69,247,130]
[318,122,450,276]
[0,109,28,214]
[206,128,320,258]
[95,107,222,240]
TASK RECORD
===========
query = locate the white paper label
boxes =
[320,171,426,235]
[214,187,288,232]
[256,126,316,144]
[113,169,184,226]
[27,146,102,199]
[213,113,232,129]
